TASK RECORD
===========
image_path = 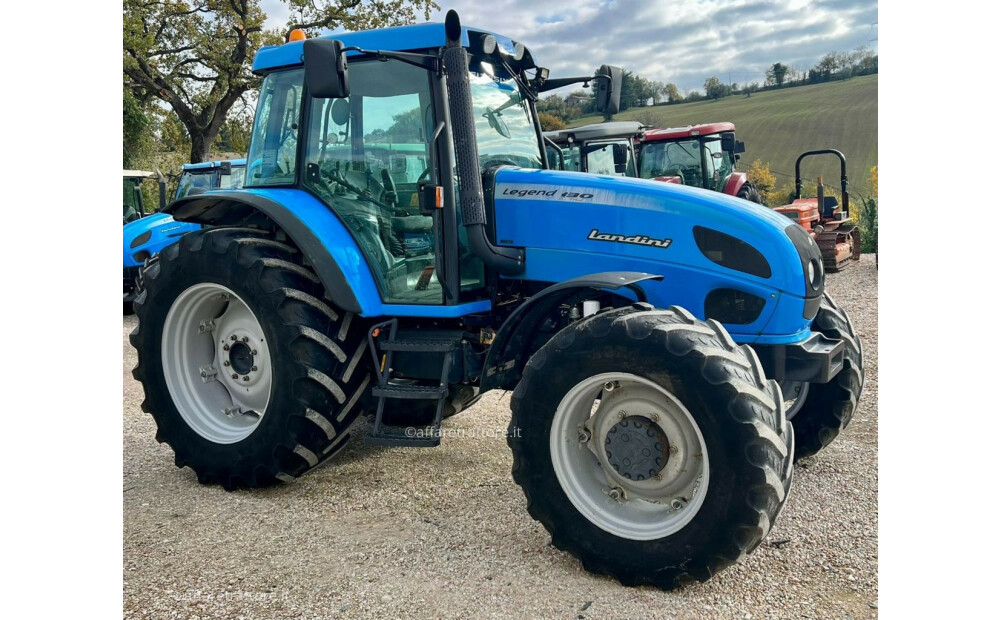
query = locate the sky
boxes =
[260,0,878,94]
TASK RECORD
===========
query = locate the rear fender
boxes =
[480,272,662,391]
[723,172,748,197]
[167,189,378,315]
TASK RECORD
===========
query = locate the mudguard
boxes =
[480,272,662,391]
[167,189,374,315]
[723,171,748,197]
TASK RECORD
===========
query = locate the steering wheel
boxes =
[320,164,392,211]
[481,158,517,170]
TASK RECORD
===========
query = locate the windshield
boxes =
[639,138,703,187]
[469,68,542,170]
[175,170,215,199]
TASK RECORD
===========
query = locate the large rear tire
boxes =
[130,228,372,490]
[509,305,793,589]
[736,182,763,204]
[785,293,865,460]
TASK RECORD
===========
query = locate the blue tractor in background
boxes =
[123,160,246,312]
[130,13,864,590]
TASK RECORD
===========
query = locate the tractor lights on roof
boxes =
[480,34,497,55]
[287,29,307,43]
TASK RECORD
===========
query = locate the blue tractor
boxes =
[130,12,864,589]
[123,160,246,312]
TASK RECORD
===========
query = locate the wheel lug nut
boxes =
[232,373,238,379]
[231,335,238,341]
[223,361,230,367]
[578,428,591,443]
[251,366,258,372]
[242,336,249,342]
[243,376,250,382]
[604,382,615,391]
[251,350,257,355]
[223,344,230,351]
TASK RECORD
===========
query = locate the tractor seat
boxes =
[820,196,839,218]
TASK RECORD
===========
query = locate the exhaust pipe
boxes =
[442,10,525,274]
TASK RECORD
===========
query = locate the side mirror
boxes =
[220,161,232,175]
[734,140,746,154]
[720,132,736,152]
[304,39,349,98]
[594,65,622,115]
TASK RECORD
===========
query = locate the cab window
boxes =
[302,60,445,304]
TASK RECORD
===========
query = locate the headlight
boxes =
[808,258,823,290]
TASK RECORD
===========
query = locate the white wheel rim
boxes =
[779,380,809,420]
[162,283,272,444]
[550,373,709,541]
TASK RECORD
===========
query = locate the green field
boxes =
[570,74,878,195]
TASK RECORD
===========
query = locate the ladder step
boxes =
[380,338,459,352]
[372,384,447,400]
[365,426,441,448]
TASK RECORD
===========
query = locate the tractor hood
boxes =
[123,212,200,267]
[489,167,824,343]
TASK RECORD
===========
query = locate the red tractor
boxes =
[637,122,762,203]
[773,150,861,271]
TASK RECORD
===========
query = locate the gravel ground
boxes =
[123,255,878,619]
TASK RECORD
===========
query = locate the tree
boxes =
[704,76,730,100]
[124,0,438,163]
[537,113,566,131]
[663,83,681,103]
[766,62,790,87]
[123,86,152,168]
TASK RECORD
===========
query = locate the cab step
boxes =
[364,320,461,447]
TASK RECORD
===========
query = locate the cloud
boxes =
[260,0,877,92]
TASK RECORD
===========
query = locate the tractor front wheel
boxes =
[508,305,793,589]
[130,228,372,490]
[784,293,865,460]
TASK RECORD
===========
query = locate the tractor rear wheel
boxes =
[785,293,865,460]
[509,305,793,589]
[130,228,372,490]
[736,182,763,204]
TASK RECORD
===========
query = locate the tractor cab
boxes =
[638,123,746,193]
[175,159,247,200]
[122,169,166,224]
[543,121,643,177]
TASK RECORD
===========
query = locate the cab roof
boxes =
[253,22,528,73]
[544,121,645,145]
[181,159,248,172]
[641,122,736,142]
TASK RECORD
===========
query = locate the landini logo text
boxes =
[587,229,673,248]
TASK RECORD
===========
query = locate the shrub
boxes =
[538,113,566,131]
[746,160,778,206]
[857,165,878,253]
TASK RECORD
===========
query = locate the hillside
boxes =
[570,74,878,195]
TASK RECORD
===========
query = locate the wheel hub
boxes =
[161,283,272,444]
[228,341,254,375]
[604,416,669,481]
